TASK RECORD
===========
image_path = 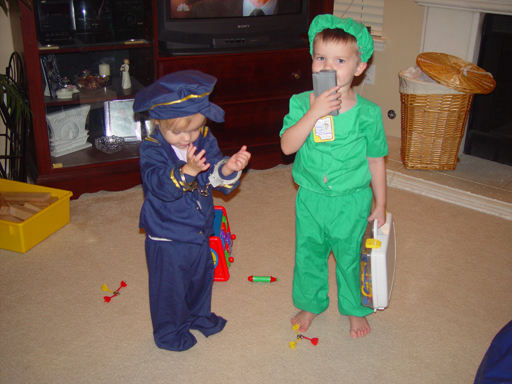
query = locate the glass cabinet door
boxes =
[40,44,153,170]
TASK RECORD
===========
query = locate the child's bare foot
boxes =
[291,311,317,332]
[349,316,370,338]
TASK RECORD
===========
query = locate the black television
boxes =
[157,0,310,55]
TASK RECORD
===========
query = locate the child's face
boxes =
[157,114,205,150]
[312,39,367,89]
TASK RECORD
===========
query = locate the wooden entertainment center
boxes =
[15,0,333,198]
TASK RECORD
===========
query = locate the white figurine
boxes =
[121,59,131,89]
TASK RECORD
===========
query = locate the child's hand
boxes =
[368,206,386,228]
[222,146,251,176]
[183,144,210,177]
[309,86,341,119]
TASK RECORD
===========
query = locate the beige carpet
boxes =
[1,164,511,384]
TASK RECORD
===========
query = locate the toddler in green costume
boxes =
[280,14,388,338]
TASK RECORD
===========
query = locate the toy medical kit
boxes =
[360,212,396,310]
[289,324,319,350]
[102,281,127,303]
[248,276,278,283]
[211,206,235,281]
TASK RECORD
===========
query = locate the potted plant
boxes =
[1,0,30,16]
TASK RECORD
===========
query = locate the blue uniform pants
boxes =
[145,238,226,351]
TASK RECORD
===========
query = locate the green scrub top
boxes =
[281,91,388,196]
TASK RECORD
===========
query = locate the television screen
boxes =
[158,0,309,55]
[169,0,302,19]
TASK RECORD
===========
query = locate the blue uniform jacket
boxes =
[139,127,239,245]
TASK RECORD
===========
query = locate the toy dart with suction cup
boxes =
[102,281,127,302]
[289,324,319,349]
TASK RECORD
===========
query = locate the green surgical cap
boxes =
[308,14,374,63]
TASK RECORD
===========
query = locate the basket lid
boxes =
[416,52,496,94]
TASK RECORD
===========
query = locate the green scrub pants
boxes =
[292,187,374,317]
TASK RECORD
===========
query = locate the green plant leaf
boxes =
[1,0,32,16]
[0,74,32,123]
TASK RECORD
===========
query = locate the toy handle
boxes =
[373,218,378,237]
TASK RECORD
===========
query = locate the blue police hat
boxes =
[133,70,225,122]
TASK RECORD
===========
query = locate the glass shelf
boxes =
[38,40,151,54]
[51,142,141,169]
[44,77,145,107]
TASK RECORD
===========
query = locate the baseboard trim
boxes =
[387,171,512,221]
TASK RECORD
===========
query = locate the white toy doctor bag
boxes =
[360,212,396,311]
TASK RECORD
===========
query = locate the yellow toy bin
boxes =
[0,180,73,253]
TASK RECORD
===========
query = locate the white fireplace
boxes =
[414,0,512,61]
[385,1,512,221]
[413,0,512,153]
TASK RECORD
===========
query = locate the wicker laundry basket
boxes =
[399,52,496,170]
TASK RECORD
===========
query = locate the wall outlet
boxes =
[363,64,376,85]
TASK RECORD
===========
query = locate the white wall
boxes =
[353,0,425,138]
[1,10,16,173]
[0,13,15,73]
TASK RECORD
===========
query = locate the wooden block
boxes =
[24,202,42,212]
[0,214,23,223]
[1,192,52,203]
[25,197,58,208]
[9,205,37,220]
[0,193,9,215]
[23,201,49,208]
[47,196,59,204]
[16,202,45,213]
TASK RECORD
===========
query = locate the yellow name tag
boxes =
[313,116,335,142]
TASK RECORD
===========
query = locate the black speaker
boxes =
[35,0,76,45]
[111,0,145,41]
[73,0,114,44]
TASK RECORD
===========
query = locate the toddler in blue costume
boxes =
[134,70,251,351]
[280,15,388,338]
